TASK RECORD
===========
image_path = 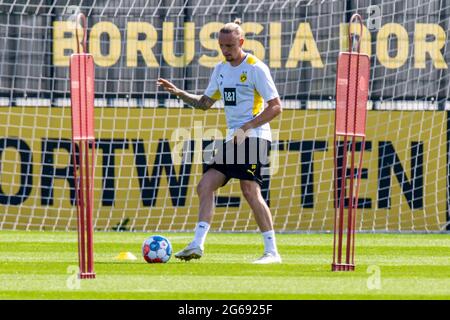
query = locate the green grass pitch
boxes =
[0,231,449,299]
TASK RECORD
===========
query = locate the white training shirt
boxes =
[204,53,279,142]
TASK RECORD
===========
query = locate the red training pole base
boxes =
[79,272,96,279]
[331,263,355,272]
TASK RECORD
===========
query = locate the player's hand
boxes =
[157,78,180,96]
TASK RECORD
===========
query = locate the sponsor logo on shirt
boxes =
[223,88,237,106]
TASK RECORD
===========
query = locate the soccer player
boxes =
[157,19,282,264]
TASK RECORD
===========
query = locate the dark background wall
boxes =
[0,0,449,102]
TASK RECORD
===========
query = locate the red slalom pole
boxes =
[332,14,370,272]
[70,13,96,279]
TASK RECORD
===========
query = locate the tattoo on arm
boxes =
[177,91,215,110]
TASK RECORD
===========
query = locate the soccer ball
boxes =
[142,235,172,263]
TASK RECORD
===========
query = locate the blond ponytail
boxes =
[220,18,244,38]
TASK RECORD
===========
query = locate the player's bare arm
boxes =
[157,78,216,110]
[234,97,282,144]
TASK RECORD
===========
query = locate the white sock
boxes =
[192,221,210,249]
[262,230,278,255]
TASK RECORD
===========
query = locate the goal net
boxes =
[0,0,449,232]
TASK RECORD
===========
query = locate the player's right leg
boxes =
[240,180,282,264]
[175,168,226,261]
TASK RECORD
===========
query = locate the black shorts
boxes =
[205,137,270,187]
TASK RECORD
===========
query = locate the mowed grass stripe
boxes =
[1,291,445,300]
[0,252,448,266]
[1,260,449,279]
[0,246,448,266]
[0,274,449,298]
[0,231,448,299]
[1,231,449,245]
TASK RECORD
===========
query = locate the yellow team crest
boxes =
[240,72,247,83]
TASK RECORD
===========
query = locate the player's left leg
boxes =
[240,180,281,264]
